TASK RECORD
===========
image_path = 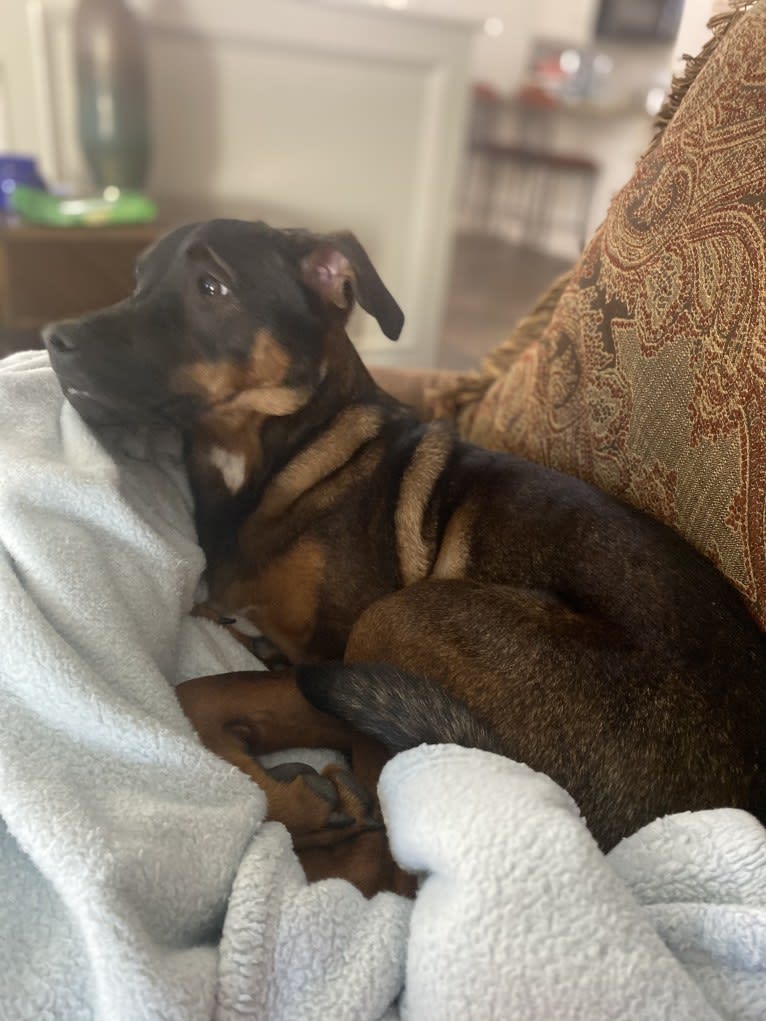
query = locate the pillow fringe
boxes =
[648,1,756,151]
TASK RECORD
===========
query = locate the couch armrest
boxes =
[370,366,462,420]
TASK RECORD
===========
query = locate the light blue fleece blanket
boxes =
[1,350,765,1020]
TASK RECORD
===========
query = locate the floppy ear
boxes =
[298,231,404,341]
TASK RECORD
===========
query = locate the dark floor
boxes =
[436,231,571,371]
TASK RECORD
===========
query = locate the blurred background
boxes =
[0,0,721,368]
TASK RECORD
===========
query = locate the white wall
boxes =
[407,0,715,90]
[405,0,531,92]
[405,0,597,92]
[409,0,716,256]
[675,0,718,69]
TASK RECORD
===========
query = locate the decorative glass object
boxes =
[74,0,151,191]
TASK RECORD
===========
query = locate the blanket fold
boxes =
[0,352,409,1020]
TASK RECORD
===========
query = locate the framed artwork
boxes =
[595,0,685,43]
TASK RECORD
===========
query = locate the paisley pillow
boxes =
[437,0,766,628]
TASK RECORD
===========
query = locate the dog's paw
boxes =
[265,760,383,850]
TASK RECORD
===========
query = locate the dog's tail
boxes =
[295,662,506,756]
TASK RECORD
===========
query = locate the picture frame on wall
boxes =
[595,0,685,43]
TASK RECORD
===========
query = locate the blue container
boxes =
[0,155,47,214]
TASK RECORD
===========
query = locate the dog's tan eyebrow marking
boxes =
[395,422,454,585]
[255,405,384,521]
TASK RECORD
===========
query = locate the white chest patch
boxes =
[208,446,247,495]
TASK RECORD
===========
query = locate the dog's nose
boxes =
[42,322,79,354]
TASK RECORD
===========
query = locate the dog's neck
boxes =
[185,326,406,544]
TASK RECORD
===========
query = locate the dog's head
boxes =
[44,219,403,428]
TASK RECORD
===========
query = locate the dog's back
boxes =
[294,425,766,850]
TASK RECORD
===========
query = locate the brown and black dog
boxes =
[44,218,766,861]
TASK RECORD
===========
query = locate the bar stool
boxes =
[464,85,600,253]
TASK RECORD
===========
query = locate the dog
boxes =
[44,218,766,857]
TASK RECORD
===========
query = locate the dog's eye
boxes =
[198,274,230,298]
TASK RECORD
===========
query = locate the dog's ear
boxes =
[298,232,404,341]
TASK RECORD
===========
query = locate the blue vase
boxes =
[74,0,151,192]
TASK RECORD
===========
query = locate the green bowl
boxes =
[11,186,156,227]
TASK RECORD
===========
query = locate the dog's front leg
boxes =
[176,669,378,840]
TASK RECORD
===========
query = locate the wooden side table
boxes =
[0,224,158,357]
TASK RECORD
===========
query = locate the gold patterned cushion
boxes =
[436,0,766,628]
